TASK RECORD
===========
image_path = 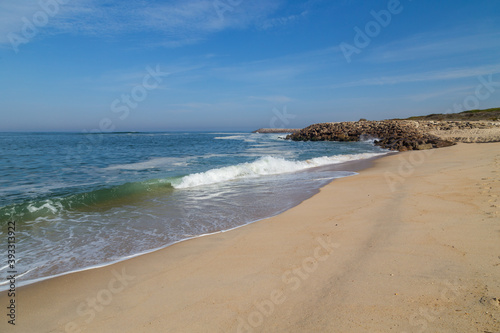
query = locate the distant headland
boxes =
[252,128,301,133]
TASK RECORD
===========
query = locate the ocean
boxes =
[0,132,388,289]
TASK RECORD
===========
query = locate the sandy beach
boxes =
[2,142,499,333]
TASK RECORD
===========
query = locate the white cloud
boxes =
[0,1,78,45]
[86,63,206,92]
[365,30,500,63]
[333,64,500,88]
[248,95,294,103]
[210,46,340,83]
[0,0,283,48]
[260,10,308,30]
[407,85,475,102]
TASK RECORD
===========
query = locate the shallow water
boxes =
[0,132,388,289]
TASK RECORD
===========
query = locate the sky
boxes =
[1,0,499,132]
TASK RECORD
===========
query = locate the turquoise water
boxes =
[0,132,387,288]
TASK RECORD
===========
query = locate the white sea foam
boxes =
[174,152,386,189]
[27,200,61,214]
[214,134,262,142]
[213,135,246,140]
[209,132,248,135]
[104,157,192,171]
[199,154,229,159]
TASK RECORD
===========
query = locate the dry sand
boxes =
[1,143,499,333]
[429,127,500,143]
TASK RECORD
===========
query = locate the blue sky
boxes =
[1,0,499,131]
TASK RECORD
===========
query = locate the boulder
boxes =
[287,120,456,151]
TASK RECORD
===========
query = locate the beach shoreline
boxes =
[0,152,389,293]
[1,143,499,332]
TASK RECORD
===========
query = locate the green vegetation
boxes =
[404,107,500,121]
[461,107,500,114]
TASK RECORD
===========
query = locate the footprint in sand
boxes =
[479,296,500,308]
[476,176,499,215]
[479,296,500,307]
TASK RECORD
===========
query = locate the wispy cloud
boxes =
[333,64,500,88]
[0,0,88,45]
[407,85,475,102]
[0,0,283,48]
[210,46,341,84]
[86,63,207,92]
[248,95,294,103]
[260,10,308,29]
[84,45,341,99]
[365,30,500,63]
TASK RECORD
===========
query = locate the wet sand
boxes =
[1,143,499,332]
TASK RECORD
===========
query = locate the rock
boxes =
[286,120,456,151]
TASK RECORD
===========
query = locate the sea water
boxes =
[0,132,388,289]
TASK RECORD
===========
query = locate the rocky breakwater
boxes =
[286,120,455,151]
